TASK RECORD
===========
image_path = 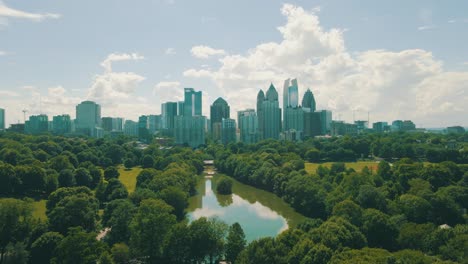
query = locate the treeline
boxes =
[0,133,247,264]
[212,139,468,263]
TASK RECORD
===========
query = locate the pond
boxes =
[187,174,308,242]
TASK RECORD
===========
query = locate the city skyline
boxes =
[1,1,468,127]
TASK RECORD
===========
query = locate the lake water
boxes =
[187,175,308,242]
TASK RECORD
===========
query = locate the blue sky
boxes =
[1,0,467,127]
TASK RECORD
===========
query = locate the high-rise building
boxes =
[25,114,49,134]
[124,120,138,137]
[210,97,230,141]
[175,88,206,147]
[0,108,4,131]
[183,88,202,117]
[162,102,178,135]
[239,110,259,144]
[320,110,332,135]
[283,78,299,111]
[302,89,316,112]
[76,101,101,136]
[174,115,206,147]
[304,111,322,138]
[331,121,357,136]
[283,79,303,141]
[138,115,150,141]
[52,114,72,135]
[259,84,281,140]
[102,117,114,132]
[148,115,162,134]
[102,117,124,133]
[354,120,368,134]
[372,122,389,133]
[221,118,236,145]
[256,90,265,140]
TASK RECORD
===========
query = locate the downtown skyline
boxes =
[1,1,468,128]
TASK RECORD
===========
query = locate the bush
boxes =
[216,178,233,195]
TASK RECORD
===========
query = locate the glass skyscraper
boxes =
[76,101,101,136]
[259,84,281,139]
[183,88,202,117]
[0,108,4,130]
[302,89,316,112]
[238,109,259,144]
[210,97,230,141]
[52,114,72,135]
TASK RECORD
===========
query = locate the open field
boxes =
[31,199,47,220]
[119,166,143,193]
[305,161,380,174]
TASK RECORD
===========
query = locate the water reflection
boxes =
[188,179,289,242]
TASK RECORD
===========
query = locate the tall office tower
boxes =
[25,114,49,134]
[177,101,184,116]
[52,114,72,135]
[282,79,303,141]
[283,78,299,111]
[256,90,265,140]
[303,111,322,138]
[320,110,332,135]
[183,88,202,117]
[221,118,236,145]
[261,84,282,139]
[174,115,206,148]
[372,122,389,133]
[162,102,178,133]
[148,115,162,134]
[0,108,4,130]
[239,109,259,144]
[124,120,138,137]
[138,115,150,141]
[210,97,230,141]
[101,117,114,132]
[302,89,316,112]
[76,101,101,136]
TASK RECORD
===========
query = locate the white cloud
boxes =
[100,52,144,73]
[0,1,61,24]
[191,45,226,59]
[0,90,19,97]
[417,25,436,31]
[183,3,468,127]
[165,48,176,55]
[153,81,183,102]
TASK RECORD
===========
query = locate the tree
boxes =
[102,179,128,203]
[104,199,136,245]
[0,162,19,195]
[356,185,387,211]
[332,199,363,226]
[104,166,120,181]
[158,187,188,221]
[129,199,176,263]
[189,217,228,264]
[111,243,130,264]
[163,223,192,263]
[47,192,99,234]
[53,227,108,264]
[74,168,92,187]
[58,169,76,188]
[225,222,246,264]
[217,178,233,195]
[398,194,431,223]
[30,232,63,264]
[0,199,33,264]
[15,165,46,194]
[361,209,398,250]
[142,155,155,169]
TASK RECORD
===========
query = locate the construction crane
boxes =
[22,109,28,123]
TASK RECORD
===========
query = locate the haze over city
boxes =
[1,0,467,127]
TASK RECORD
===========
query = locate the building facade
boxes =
[52,114,72,135]
[0,108,4,131]
[239,109,259,144]
[76,101,101,136]
[258,84,281,140]
[25,114,49,134]
[210,97,230,141]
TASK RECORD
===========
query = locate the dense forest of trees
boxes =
[0,131,467,263]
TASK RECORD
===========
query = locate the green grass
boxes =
[305,161,380,174]
[31,199,47,220]
[119,166,143,193]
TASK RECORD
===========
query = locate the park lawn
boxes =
[31,199,47,220]
[305,161,380,174]
[118,166,143,193]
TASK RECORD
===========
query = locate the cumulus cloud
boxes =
[0,1,61,25]
[153,81,184,103]
[100,52,144,73]
[183,3,468,127]
[191,45,226,59]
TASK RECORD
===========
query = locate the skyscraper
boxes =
[0,108,4,131]
[320,110,332,135]
[124,120,138,137]
[260,84,281,139]
[148,115,162,134]
[302,89,316,112]
[238,109,259,144]
[52,114,72,135]
[162,102,178,135]
[283,78,299,111]
[283,79,303,140]
[183,88,202,117]
[221,118,236,145]
[256,90,265,140]
[76,101,101,136]
[210,97,230,141]
[25,114,49,134]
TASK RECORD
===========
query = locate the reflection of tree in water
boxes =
[216,194,233,207]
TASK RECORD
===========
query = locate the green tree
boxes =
[0,162,19,195]
[58,169,76,188]
[74,168,92,188]
[216,178,233,195]
[0,199,33,264]
[129,199,176,263]
[104,166,120,181]
[105,199,136,245]
[158,187,188,221]
[142,155,155,169]
[111,243,130,264]
[30,232,63,264]
[398,194,431,223]
[53,227,108,264]
[225,222,246,264]
[361,209,398,250]
[189,217,228,264]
